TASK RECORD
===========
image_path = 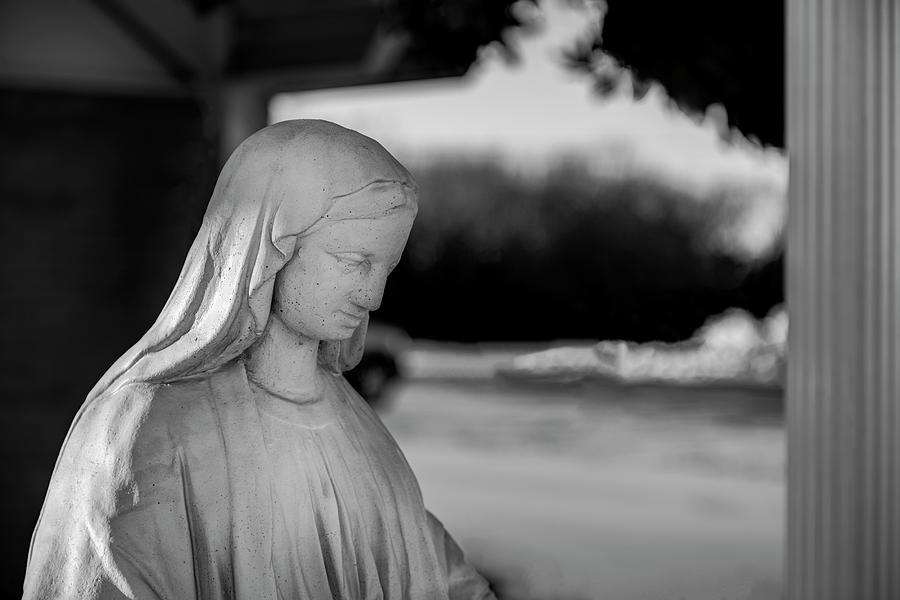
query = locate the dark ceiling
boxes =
[182,0,532,80]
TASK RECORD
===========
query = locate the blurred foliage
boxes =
[380,0,539,71]
[565,0,784,147]
[379,159,783,342]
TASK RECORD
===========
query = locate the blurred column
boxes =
[787,0,900,598]
[220,81,269,163]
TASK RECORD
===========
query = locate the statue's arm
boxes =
[426,511,497,600]
[23,385,200,600]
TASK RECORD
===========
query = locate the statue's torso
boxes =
[25,360,453,600]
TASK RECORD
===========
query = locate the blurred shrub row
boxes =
[379,159,783,343]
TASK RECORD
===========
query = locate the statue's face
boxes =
[272,209,415,341]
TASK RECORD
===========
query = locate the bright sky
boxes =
[270,0,787,259]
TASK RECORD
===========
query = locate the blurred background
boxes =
[1,1,785,598]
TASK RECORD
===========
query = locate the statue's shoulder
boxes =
[69,376,222,468]
[88,375,213,422]
[27,377,229,599]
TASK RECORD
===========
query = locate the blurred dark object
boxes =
[379,0,538,70]
[224,0,537,83]
[345,320,411,403]
[226,0,394,76]
[178,0,535,78]
[565,0,784,147]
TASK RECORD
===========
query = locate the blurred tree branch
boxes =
[564,0,784,147]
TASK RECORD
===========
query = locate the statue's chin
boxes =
[320,330,357,343]
[333,323,362,340]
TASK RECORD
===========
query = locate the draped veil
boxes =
[88,119,417,402]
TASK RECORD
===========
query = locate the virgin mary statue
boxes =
[24,120,496,600]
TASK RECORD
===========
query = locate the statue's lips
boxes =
[337,309,365,324]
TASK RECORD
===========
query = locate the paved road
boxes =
[377,372,784,600]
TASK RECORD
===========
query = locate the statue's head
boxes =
[272,188,416,343]
[90,120,417,399]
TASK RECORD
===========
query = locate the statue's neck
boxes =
[243,315,323,402]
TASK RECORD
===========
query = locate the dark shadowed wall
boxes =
[0,88,215,594]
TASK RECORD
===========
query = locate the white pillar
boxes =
[787,0,900,598]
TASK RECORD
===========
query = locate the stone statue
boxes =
[24,120,496,600]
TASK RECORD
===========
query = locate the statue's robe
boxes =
[24,360,494,600]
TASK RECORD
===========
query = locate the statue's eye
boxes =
[333,253,370,272]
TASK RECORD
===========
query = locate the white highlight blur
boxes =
[499,305,788,387]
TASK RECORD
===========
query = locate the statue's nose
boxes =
[352,274,386,312]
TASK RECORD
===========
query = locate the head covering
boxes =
[87,119,417,402]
